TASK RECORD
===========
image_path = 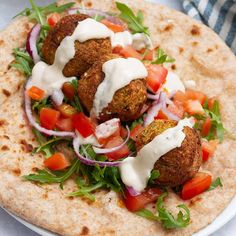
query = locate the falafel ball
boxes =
[78,54,147,122]
[42,14,112,77]
[136,120,202,187]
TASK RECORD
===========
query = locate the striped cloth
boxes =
[183,0,236,54]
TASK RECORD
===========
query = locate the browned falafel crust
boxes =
[136,120,202,187]
[41,14,112,77]
[78,54,147,122]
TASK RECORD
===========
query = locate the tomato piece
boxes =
[105,136,130,160]
[27,86,45,101]
[201,118,212,136]
[47,13,61,27]
[119,46,142,60]
[95,118,120,145]
[146,65,168,93]
[44,153,70,171]
[55,118,74,131]
[101,19,125,32]
[208,96,217,110]
[202,140,218,161]
[62,82,75,101]
[185,90,207,105]
[155,110,168,120]
[139,48,154,61]
[130,124,144,142]
[181,172,212,200]
[184,100,204,115]
[124,188,162,212]
[173,91,187,105]
[167,101,184,118]
[40,108,60,130]
[120,126,128,138]
[112,46,123,54]
[72,113,95,138]
[56,103,77,118]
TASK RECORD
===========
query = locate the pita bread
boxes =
[0,0,236,235]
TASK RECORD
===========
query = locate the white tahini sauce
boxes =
[119,118,194,192]
[93,58,148,116]
[111,31,153,50]
[27,18,112,97]
[162,71,185,94]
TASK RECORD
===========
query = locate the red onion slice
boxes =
[92,126,130,154]
[126,186,141,196]
[147,92,161,101]
[26,24,41,64]
[161,106,181,121]
[51,89,64,106]
[25,92,75,138]
[68,7,125,26]
[73,137,121,167]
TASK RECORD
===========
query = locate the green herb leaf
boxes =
[137,192,190,229]
[130,116,144,130]
[69,79,84,112]
[208,177,223,191]
[151,48,175,65]
[92,14,106,22]
[148,170,160,185]
[10,48,34,76]
[116,2,149,35]
[24,158,80,186]
[32,98,52,113]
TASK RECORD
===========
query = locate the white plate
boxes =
[3,195,236,236]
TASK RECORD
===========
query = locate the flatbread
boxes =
[0,0,236,235]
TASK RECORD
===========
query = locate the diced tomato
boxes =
[56,103,77,118]
[173,91,187,105]
[146,64,168,93]
[101,19,125,32]
[130,124,144,142]
[112,46,123,54]
[120,126,128,138]
[155,110,168,120]
[201,118,212,136]
[184,100,204,115]
[202,140,218,161]
[62,82,75,101]
[44,152,70,171]
[47,13,61,27]
[55,118,74,131]
[124,188,162,212]
[208,96,217,110]
[185,90,207,105]
[40,108,60,130]
[181,172,212,200]
[105,136,130,160]
[167,101,184,118]
[119,46,143,60]
[27,86,45,101]
[139,48,154,61]
[72,113,95,138]
[95,118,120,145]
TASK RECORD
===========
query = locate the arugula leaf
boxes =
[69,79,84,112]
[10,48,34,76]
[151,48,175,65]
[208,177,223,191]
[32,98,52,113]
[116,2,149,35]
[136,192,190,229]
[130,116,144,130]
[92,14,106,22]
[24,158,80,188]
[148,170,160,185]
[33,137,71,158]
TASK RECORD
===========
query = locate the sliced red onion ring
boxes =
[24,93,75,138]
[147,92,161,101]
[92,126,130,154]
[68,7,125,26]
[73,137,121,167]
[161,106,180,121]
[126,186,141,196]
[51,89,64,106]
[26,24,41,64]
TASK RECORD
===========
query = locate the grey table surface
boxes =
[0,0,235,235]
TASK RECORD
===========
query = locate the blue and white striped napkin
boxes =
[183,0,236,54]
